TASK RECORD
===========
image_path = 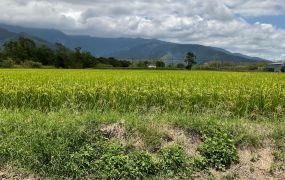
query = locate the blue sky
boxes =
[0,0,284,60]
[245,15,285,29]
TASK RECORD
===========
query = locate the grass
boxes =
[0,109,283,178]
[0,69,285,178]
[271,122,285,174]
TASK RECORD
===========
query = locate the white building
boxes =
[267,62,284,72]
[147,65,157,68]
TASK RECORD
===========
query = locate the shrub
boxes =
[156,61,165,68]
[0,58,15,68]
[95,63,114,69]
[281,66,285,72]
[177,63,185,69]
[22,60,43,68]
[198,132,239,171]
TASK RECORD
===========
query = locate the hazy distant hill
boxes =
[0,27,52,48]
[0,28,17,44]
[0,23,267,64]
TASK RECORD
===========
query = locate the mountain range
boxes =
[0,23,267,64]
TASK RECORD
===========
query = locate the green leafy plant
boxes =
[159,145,192,177]
[193,155,208,171]
[128,151,157,178]
[93,147,157,179]
[94,154,130,179]
[198,132,239,171]
[65,144,96,176]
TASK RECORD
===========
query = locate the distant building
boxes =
[147,64,157,68]
[267,62,285,72]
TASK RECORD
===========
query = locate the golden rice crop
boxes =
[0,69,285,116]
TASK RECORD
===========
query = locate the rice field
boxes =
[0,69,285,116]
[1,69,285,179]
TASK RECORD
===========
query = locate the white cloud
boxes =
[224,0,285,17]
[0,0,284,60]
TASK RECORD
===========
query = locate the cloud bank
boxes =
[0,0,284,60]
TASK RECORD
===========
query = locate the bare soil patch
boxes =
[0,167,40,180]
[210,145,283,180]
[100,121,145,150]
[162,126,201,156]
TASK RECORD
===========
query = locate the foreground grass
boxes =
[0,109,284,178]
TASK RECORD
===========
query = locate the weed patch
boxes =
[198,132,239,171]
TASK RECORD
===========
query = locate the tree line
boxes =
[0,37,199,70]
[0,37,131,68]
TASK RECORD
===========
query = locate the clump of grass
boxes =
[271,123,285,173]
[132,124,165,152]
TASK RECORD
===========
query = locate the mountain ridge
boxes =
[0,23,267,64]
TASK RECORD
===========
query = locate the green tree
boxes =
[137,61,146,68]
[281,66,285,72]
[70,47,84,68]
[3,37,36,63]
[1,37,131,69]
[0,51,3,60]
[54,43,72,68]
[177,63,185,69]
[36,45,55,65]
[184,52,197,70]
[144,61,150,67]
[156,61,165,68]
[81,51,97,68]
